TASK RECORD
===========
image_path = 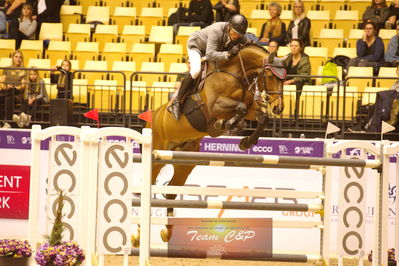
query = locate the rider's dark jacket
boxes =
[187,22,247,61]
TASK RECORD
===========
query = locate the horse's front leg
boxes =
[211,96,247,130]
[239,112,268,150]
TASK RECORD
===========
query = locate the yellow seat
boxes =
[20,40,43,60]
[101,42,127,63]
[27,58,51,78]
[175,26,201,55]
[149,81,176,110]
[92,24,118,50]
[39,23,63,41]
[72,79,89,104]
[280,10,292,27]
[361,87,389,105]
[82,60,108,85]
[0,57,12,67]
[300,85,328,119]
[347,29,363,48]
[329,86,359,120]
[111,61,136,86]
[0,39,15,58]
[46,41,71,66]
[43,78,57,100]
[333,10,359,37]
[73,41,99,62]
[102,0,127,13]
[346,0,370,19]
[239,0,263,17]
[129,0,153,13]
[248,9,268,32]
[138,7,164,35]
[77,0,96,14]
[167,62,189,82]
[304,46,328,76]
[301,0,317,12]
[86,6,110,24]
[92,79,117,111]
[319,0,345,14]
[377,67,398,88]
[379,29,396,49]
[347,66,373,92]
[157,44,183,70]
[129,43,155,70]
[247,27,258,36]
[65,24,91,50]
[333,47,357,58]
[139,62,165,84]
[112,7,137,34]
[282,84,297,118]
[149,26,174,44]
[318,29,344,57]
[307,10,330,39]
[316,65,342,85]
[124,81,147,113]
[277,46,291,57]
[60,5,82,33]
[120,25,146,51]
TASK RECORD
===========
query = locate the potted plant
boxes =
[0,239,32,266]
[368,248,396,266]
[34,191,85,266]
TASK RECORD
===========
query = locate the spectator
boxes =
[213,0,240,22]
[385,23,399,66]
[286,0,311,47]
[385,0,399,29]
[362,0,390,30]
[50,60,73,99]
[268,40,279,54]
[35,0,64,38]
[0,50,27,128]
[172,0,214,36]
[347,21,384,75]
[388,65,399,125]
[13,2,36,49]
[13,67,48,127]
[258,2,286,46]
[5,0,31,20]
[283,39,311,120]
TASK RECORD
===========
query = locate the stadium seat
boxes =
[92,24,118,50]
[333,47,356,58]
[304,46,328,76]
[0,39,15,58]
[138,7,164,35]
[280,10,293,27]
[120,25,146,50]
[247,27,258,36]
[175,26,201,54]
[128,43,156,70]
[43,77,57,100]
[347,29,363,48]
[168,62,189,82]
[65,24,91,50]
[378,29,396,49]
[316,65,342,85]
[72,79,89,104]
[319,0,345,14]
[158,1,180,17]
[318,29,344,57]
[329,86,359,120]
[124,80,147,113]
[149,81,176,110]
[301,0,316,12]
[101,42,127,62]
[82,60,108,84]
[20,40,43,60]
[60,5,82,33]
[361,87,389,105]
[76,0,96,14]
[240,0,263,17]
[149,26,174,44]
[27,58,51,78]
[86,6,110,25]
[277,46,291,57]
[377,67,397,88]
[282,84,297,118]
[248,9,268,31]
[300,85,328,119]
[347,66,373,92]
[101,0,127,14]
[111,7,137,33]
[92,79,117,111]
[46,41,71,66]
[0,57,11,67]
[111,61,136,86]
[39,23,63,41]
[346,0,370,19]
[139,62,165,84]
[307,10,330,39]
[157,44,184,70]
[333,10,359,37]
[73,41,99,62]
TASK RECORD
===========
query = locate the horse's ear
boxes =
[268,52,276,63]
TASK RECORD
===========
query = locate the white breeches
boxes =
[187,48,202,79]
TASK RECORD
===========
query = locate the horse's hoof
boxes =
[131,233,140,248]
[239,137,255,150]
[160,228,172,242]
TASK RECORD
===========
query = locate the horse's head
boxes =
[257,52,285,115]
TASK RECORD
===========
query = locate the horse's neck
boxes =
[239,48,267,69]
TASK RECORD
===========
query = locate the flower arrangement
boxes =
[368,248,396,265]
[34,191,85,266]
[0,239,32,257]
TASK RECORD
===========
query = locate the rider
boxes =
[170,14,249,120]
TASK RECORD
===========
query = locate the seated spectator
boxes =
[14,2,36,49]
[362,0,390,30]
[258,2,286,46]
[172,0,214,36]
[213,0,239,22]
[385,0,399,29]
[283,39,311,119]
[286,0,311,47]
[268,40,279,54]
[347,22,384,75]
[50,60,73,99]
[5,0,31,20]
[13,67,48,127]
[0,50,27,128]
[385,23,399,66]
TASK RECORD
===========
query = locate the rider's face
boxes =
[229,28,241,41]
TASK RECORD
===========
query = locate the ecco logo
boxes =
[252,146,273,153]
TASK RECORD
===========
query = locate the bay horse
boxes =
[133,43,285,245]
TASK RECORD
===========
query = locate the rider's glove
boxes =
[228,44,241,58]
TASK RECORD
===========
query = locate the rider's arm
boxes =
[205,28,229,61]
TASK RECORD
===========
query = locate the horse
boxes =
[132,43,286,245]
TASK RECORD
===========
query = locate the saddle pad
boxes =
[182,97,208,132]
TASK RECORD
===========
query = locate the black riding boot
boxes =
[171,74,194,120]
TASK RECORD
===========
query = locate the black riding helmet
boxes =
[229,14,248,36]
